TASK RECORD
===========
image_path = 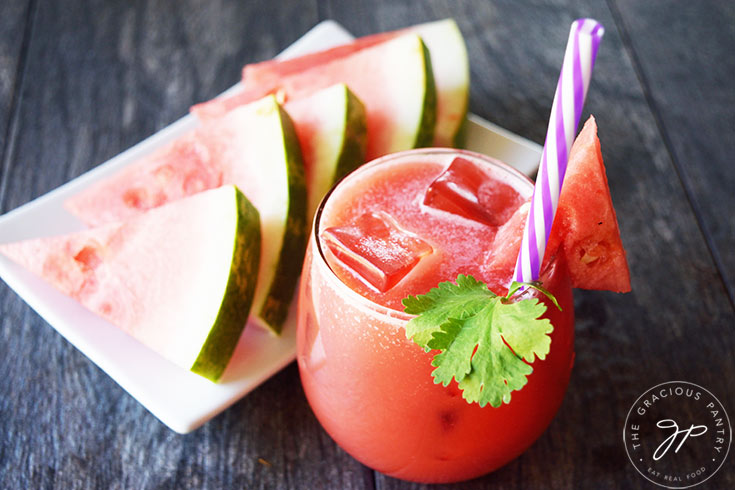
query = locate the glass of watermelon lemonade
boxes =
[297,148,575,483]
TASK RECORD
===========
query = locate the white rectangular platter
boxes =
[0,20,542,433]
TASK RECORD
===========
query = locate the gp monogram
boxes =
[624,381,731,488]
[652,419,708,462]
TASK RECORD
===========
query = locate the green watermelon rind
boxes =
[301,83,367,220]
[257,105,308,333]
[413,38,437,149]
[410,19,469,148]
[330,85,368,194]
[191,187,261,381]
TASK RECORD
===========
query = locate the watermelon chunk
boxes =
[545,116,630,292]
[65,95,307,333]
[283,83,367,220]
[1,186,261,381]
[238,19,469,147]
[321,212,433,293]
[193,33,436,160]
[487,116,630,293]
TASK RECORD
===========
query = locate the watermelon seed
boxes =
[74,245,102,271]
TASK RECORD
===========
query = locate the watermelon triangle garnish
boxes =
[488,116,630,293]
[545,116,631,293]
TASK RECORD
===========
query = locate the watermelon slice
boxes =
[545,116,630,292]
[487,116,630,293]
[1,186,261,381]
[65,95,307,333]
[240,35,393,86]
[408,19,469,147]
[237,19,469,147]
[283,83,367,220]
[193,33,436,160]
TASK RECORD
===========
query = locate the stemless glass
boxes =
[297,149,574,483]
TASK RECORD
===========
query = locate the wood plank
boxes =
[0,0,372,488]
[611,0,735,301]
[0,0,32,172]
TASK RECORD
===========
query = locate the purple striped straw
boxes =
[512,18,604,284]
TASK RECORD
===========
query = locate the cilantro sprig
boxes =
[402,275,560,408]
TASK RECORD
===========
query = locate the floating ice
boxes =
[321,212,432,292]
[423,157,523,226]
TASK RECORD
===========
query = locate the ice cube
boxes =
[423,157,523,226]
[321,212,432,292]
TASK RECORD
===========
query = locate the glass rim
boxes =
[311,147,535,320]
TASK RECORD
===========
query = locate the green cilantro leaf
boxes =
[403,275,493,348]
[402,275,556,408]
[494,298,552,363]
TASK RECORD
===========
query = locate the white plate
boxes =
[0,20,542,433]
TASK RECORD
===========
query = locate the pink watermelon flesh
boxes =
[65,122,222,227]
[236,19,468,148]
[192,30,398,122]
[488,116,631,293]
[66,99,285,227]
[242,31,396,87]
[0,186,260,379]
[284,96,319,183]
[66,132,222,226]
[321,212,433,292]
[66,86,354,231]
[423,156,525,226]
[192,34,432,160]
[546,116,630,292]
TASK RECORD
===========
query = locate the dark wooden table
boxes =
[1,1,733,488]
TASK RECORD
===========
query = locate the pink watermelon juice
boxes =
[297,149,575,483]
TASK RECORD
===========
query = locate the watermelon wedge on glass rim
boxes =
[65,95,307,334]
[487,116,631,293]
[544,116,630,292]
[1,186,261,382]
[193,32,438,160]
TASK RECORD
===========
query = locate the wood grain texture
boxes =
[0,0,32,180]
[1,0,734,489]
[611,0,735,302]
